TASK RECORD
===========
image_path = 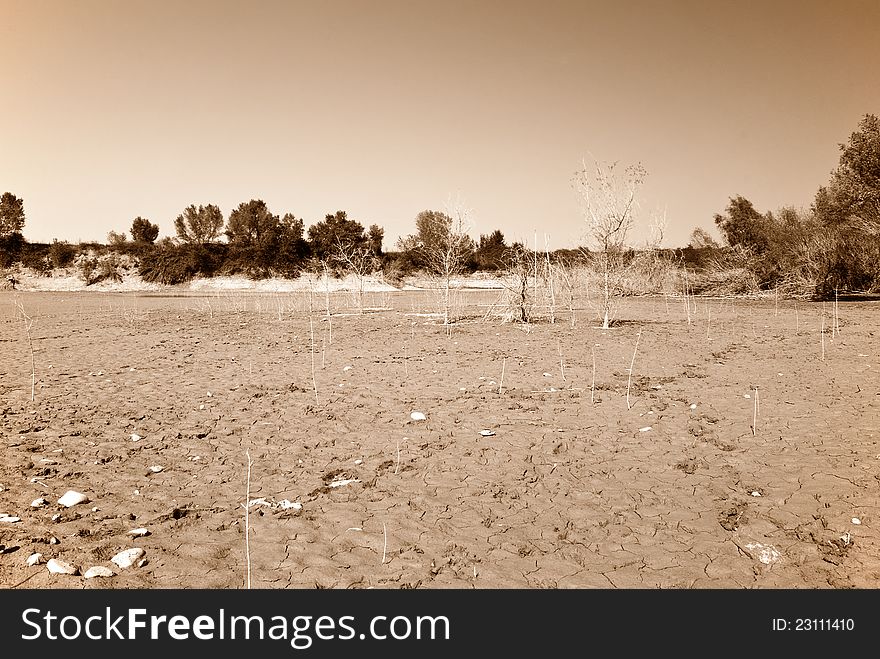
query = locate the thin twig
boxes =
[245,449,253,589]
[626,330,642,410]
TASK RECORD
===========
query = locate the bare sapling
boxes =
[309,316,319,405]
[833,288,840,338]
[15,299,36,402]
[382,523,388,565]
[591,346,596,404]
[821,304,826,361]
[558,338,566,381]
[244,449,253,589]
[626,330,642,410]
[706,304,711,342]
[499,357,507,395]
[572,155,647,330]
[751,386,759,436]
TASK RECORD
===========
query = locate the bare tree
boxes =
[416,195,475,325]
[334,237,379,314]
[572,156,647,329]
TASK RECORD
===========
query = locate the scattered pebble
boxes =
[31,498,48,508]
[111,548,146,569]
[343,365,353,372]
[479,430,496,437]
[127,528,150,537]
[49,536,59,544]
[852,517,862,525]
[542,372,552,377]
[27,553,44,566]
[689,404,697,410]
[207,391,212,397]
[0,514,22,523]
[131,434,142,442]
[148,465,164,473]
[744,394,751,399]
[57,490,89,507]
[410,411,426,421]
[51,514,61,522]
[83,566,114,579]
[47,558,79,575]
[751,491,762,497]
[639,426,652,432]
[278,500,302,511]
[199,404,205,410]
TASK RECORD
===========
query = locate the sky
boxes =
[2,0,879,250]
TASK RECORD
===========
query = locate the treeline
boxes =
[2,113,878,298]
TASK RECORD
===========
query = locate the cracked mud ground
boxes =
[1,291,878,589]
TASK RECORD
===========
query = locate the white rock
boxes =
[47,558,79,575]
[57,490,89,507]
[111,548,145,569]
[0,514,21,523]
[148,465,164,473]
[354,459,363,465]
[137,558,148,568]
[410,411,426,421]
[343,365,353,372]
[31,498,48,508]
[278,500,302,511]
[83,566,114,579]
[542,372,552,377]
[852,517,862,525]
[49,536,59,544]
[751,491,762,497]
[27,553,44,566]
[130,434,142,442]
[479,430,496,437]
[744,542,781,565]
[328,478,360,488]
[639,426,652,432]
[51,513,61,522]
[127,528,150,537]
[689,404,697,410]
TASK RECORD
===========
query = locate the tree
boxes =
[174,204,224,245]
[407,198,476,325]
[475,229,507,270]
[813,113,880,232]
[130,217,159,243]
[367,224,384,256]
[713,195,770,253]
[307,211,369,262]
[687,227,719,249]
[107,230,127,246]
[0,192,25,237]
[572,156,647,328]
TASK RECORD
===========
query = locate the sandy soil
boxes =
[1,289,878,589]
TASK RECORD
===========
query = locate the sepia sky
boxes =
[2,0,878,250]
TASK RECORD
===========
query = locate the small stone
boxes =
[354,459,363,465]
[199,404,205,410]
[47,558,79,575]
[689,404,697,410]
[27,553,44,566]
[83,566,114,579]
[127,528,150,537]
[343,365,353,372]
[31,498,48,508]
[131,434,142,442]
[137,558,148,568]
[57,490,89,507]
[852,517,862,525]
[639,426,652,432]
[148,465,164,473]
[751,491,762,497]
[111,548,145,569]
[278,500,302,511]
[542,372,552,377]
[410,411,426,421]
[0,514,21,523]
[49,536,59,544]
[479,430,496,437]
[51,513,61,522]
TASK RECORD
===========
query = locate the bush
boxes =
[49,240,77,268]
[138,244,224,285]
[77,252,125,285]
